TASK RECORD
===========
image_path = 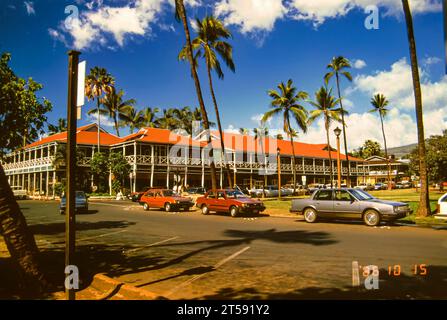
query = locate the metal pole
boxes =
[277,149,281,199]
[65,50,80,300]
[337,136,341,188]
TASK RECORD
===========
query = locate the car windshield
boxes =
[350,189,375,200]
[226,190,248,198]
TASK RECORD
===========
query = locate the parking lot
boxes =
[9,199,447,299]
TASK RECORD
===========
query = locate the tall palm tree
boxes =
[85,67,115,151]
[325,56,353,186]
[308,86,343,188]
[174,0,218,190]
[156,108,180,130]
[48,118,67,135]
[369,94,392,190]
[141,107,160,128]
[179,16,235,188]
[95,89,136,137]
[253,126,269,189]
[402,0,430,217]
[119,107,144,134]
[262,79,308,195]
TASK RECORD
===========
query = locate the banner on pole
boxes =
[76,61,86,119]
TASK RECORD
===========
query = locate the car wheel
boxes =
[143,203,149,211]
[201,205,209,215]
[303,208,318,223]
[230,206,239,218]
[363,209,381,227]
[165,203,172,212]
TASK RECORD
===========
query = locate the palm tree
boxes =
[0,164,48,294]
[174,0,218,190]
[369,94,392,190]
[402,0,430,217]
[325,56,353,186]
[85,67,115,151]
[119,107,144,134]
[179,16,235,188]
[253,126,269,190]
[262,79,308,195]
[276,133,284,140]
[239,128,250,135]
[308,86,343,188]
[95,89,136,137]
[141,107,160,128]
[156,108,180,131]
[48,118,67,135]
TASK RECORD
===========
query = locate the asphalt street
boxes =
[17,200,447,299]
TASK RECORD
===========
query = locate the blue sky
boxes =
[0,0,445,151]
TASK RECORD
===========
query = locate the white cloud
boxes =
[352,59,366,69]
[288,0,441,27]
[423,56,442,66]
[88,112,116,128]
[214,0,286,33]
[24,1,35,15]
[48,28,68,46]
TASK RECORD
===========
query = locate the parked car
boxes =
[11,186,27,199]
[374,183,387,190]
[436,192,447,217]
[128,186,151,202]
[196,189,266,217]
[185,187,207,195]
[307,183,326,194]
[249,185,280,198]
[139,189,194,212]
[60,191,89,214]
[290,188,412,226]
[354,183,374,191]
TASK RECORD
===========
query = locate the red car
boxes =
[139,189,194,212]
[196,189,266,217]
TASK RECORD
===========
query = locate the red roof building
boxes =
[3,123,366,196]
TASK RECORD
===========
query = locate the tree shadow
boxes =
[198,266,447,300]
[28,220,135,236]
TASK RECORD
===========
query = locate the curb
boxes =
[84,273,165,300]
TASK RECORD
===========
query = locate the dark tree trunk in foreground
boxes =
[402,0,431,216]
[0,164,48,294]
[175,0,218,190]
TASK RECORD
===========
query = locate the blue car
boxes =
[60,191,89,214]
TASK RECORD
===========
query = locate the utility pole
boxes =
[277,147,281,199]
[65,50,80,300]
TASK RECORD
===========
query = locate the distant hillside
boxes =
[386,143,418,158]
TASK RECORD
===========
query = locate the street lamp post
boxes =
[277,147,281,199]
[334,127,342,189]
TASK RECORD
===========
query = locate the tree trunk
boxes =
[97,99,101,152]
[287,118,296,195]
[380,113,392,190]
[114,114,120,137]
[402,0,430,216]
[206,64,233,188]
[0,164,48,295]
[325,117,334,188]
[335,73,351,187]
[175,0,217,190]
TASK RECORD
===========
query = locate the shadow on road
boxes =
[198,266,447,299]
[28,220,135,236]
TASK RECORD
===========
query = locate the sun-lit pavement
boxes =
[16,200,447,299]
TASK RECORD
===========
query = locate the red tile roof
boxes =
[22,124,362,161]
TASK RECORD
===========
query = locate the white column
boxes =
[46,170,49,198]
[302,158,305,175]
[39,171,43,198]
[313,158,316,174]
[201,149,205,188]
[52,171,56,199]
[184,147,188,187]
[150,145,155,188]
[133,142,137,192]
[166,146,170,189]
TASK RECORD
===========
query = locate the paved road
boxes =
[18,200,447,299]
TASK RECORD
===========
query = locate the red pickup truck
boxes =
[196,189,265,217]
[139,189,194,212]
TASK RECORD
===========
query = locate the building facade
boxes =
[356,156,411,185]
[2,123,368,196]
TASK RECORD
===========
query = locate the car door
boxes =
[313,190,334,218]
[205,191,217,210]
[215,191,228,212]
[333,190,360,219]
[439,193,447,215]
[153,191,164,208]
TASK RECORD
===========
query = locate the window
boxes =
[315,190,333,201]
[207,191,216,199]
[440,194,447,203]
[217,191,226,199]
[145,192,154,197]
[334,190,352,201]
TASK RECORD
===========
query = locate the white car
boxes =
[436,193,447,219]
[11,186,27,199]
